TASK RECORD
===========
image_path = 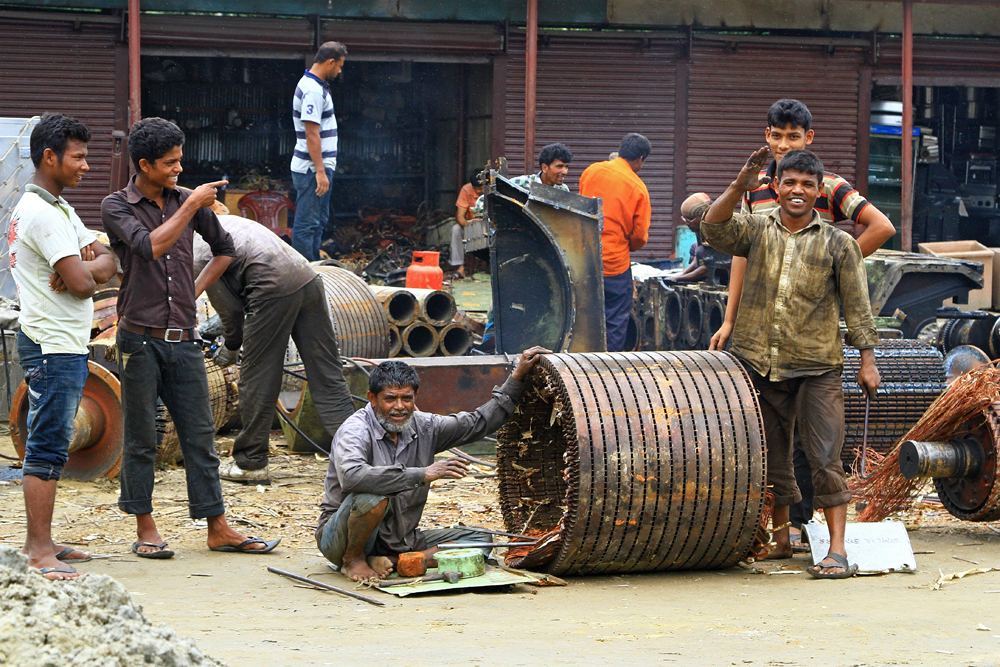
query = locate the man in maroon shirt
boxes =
[102,118,279,558]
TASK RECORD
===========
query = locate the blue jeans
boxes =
[603,267,633,352]
[291,167,334,261]
[17,332,89,482]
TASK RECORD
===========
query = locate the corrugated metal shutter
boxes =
[0,18,118,229]
[875,37,1000,83]
[505,33,677,258]
[687,41,865,233]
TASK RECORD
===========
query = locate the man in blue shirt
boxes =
[290,41,347,260]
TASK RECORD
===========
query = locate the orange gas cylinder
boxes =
[406,251,444,290]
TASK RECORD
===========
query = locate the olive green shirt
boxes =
[703,208,878,382]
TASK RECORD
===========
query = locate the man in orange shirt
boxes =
[579,133,652,351]
[450,170,485,278]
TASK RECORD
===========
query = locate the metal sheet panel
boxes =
[0,19,119,230]
[504,32,678,258]
[875,36,1000,84]
[322,19,504,55]
[686,41,866,234]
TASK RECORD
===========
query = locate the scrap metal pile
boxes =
[496,351,766,575]
[369,286,473,357]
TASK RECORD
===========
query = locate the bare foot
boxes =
[809,554,847,576]
[763,545,794,560]
[25,547,80,580]
[342,557,379,582]
[367,555,394,578]
[54,544,91,561]
[135,516,167,555]
[206,514,265,551]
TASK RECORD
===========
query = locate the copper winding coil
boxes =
[314,266,390,359]
[497,351,766,575]
[934,402,1000,522]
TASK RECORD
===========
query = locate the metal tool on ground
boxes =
[266,567,384,606]
[452,526,533,540]
[498,350,766,575]
[378,571,462,587]
[437,541,535,549]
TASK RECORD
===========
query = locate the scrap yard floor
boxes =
[2,433,1000,666]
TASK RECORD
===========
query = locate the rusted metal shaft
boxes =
[498,351,766,575]
[899,437,984,480]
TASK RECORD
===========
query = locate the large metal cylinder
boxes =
[841,340,947,465]
[899,437,984,480]
[497,351,766,575]
[315,266,390,359]
[368,286,418,327]
[156,361,237,465]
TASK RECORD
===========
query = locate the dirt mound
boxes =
[0,548,225,667]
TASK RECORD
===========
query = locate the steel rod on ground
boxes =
[267,567,384,606]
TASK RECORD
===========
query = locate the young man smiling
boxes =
[702,148,880,579]
[102,117,279,558]
[11,113,117,580]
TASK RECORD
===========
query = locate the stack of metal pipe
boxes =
[369,286,474,357]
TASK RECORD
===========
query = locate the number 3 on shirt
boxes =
[306,104,314,115]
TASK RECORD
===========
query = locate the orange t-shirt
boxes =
[456,183,479,210]
[578,158,651,277]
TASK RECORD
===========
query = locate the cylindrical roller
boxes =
[388,325,403,358]
[392,287,457,326]
[315,266,390,359]
[681,288,703,350]
[438,323,473,357]
[932,403,1000,522]
[368,286,419,327]
[899,437,984,480]
[662,286,682,346]
[497,351,766,575]
[10,361,123,481]
[156,362,232,465]
[401,322,439,358]
[841,340,947,466]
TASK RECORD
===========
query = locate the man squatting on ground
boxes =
[709,99,895,549]
[579,133,651,352]
[703,147,881,579]
[290,41,347,261]
[316,346,548,582]
[102,117,279,558]
[11,113,118,580]
[192,210,355,485]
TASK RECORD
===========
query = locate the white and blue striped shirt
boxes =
[291,70,338,174]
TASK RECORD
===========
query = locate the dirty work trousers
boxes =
[743,365,852,510]
[233,275,355,471]
[603,267,633,352]
[117,329,225,519]
[450,222,465,267]
[316,493,493,566]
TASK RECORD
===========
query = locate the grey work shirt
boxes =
[317,376,524,555]
[193,214,316,349]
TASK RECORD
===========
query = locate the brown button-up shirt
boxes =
[101,178,235,330]
[703,208,878,382]
[317,376,524,555]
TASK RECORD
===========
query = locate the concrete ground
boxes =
[2,433,1000,666]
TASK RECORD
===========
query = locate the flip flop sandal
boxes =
[808,552,858,580]
[56,546,93,564]
[209,537,281,554]
[37,565,78,578]
[132,541,175,559]
[789,538,811,554]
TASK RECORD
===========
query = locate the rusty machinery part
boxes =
[368,286,419,327]
[91,287,119,337]
[487,172,606,354]
[10,361,123,481]
[623,313,640,352]
[936,310,1000,358]
[314,266,390,359]
[155,362,235,465]
[662,284,683,346]
[401,322,439,358]
[388,325,403,357]
[497,351,766,575]
[943,345,992,383]
[405,287,458,326]
[841,340,947,465]
[438,323,474,357]
[702,290,727,350]
[897,402,1000,521]
[681,288,704,350]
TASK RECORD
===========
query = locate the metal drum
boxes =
[314,266,390,359]
[497,351,766,575]
[842,339,946,465]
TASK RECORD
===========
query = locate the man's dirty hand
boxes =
[424,456,469,483]
[858,349,881,398]
[512,346,552,381]
[732,147,771,192]
[213,346,239,368]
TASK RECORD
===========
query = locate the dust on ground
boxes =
[2,432,1000,667]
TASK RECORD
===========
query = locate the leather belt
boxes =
[119,317,192,342]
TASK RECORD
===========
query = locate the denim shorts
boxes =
[17,332,90,481]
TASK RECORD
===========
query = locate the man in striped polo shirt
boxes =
[290,41,347,261]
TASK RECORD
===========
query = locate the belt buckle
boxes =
[164,328,184,343]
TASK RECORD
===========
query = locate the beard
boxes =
[375,408,414,433]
